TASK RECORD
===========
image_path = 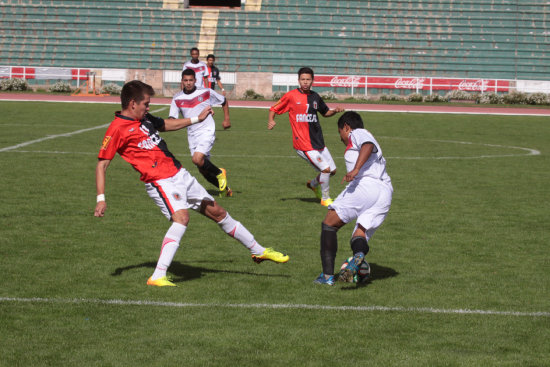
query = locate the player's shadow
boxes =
[340,263,399,290]
[111,260,289,283]
[205,189,241,197]
[280,197,319,204]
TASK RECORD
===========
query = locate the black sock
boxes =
[320,223,338,275]
[350,236,369,256]
[200,159,222,188]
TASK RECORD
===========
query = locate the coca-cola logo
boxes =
[329,76,362,88]
[395,78,426,89]
[458,79,489,91]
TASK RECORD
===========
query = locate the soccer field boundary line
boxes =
[1,297,548,318]
[1,138,540,160]
[0,107,168,153]
[0,123,110,152]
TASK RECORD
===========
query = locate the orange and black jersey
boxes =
[98,113,181,183]
[270,88,330,151]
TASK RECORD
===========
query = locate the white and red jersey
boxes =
[169,87,225,135]
[345,128,392,187]
[98,113,181,183]
[182,60,208,88]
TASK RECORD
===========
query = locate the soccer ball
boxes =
[340,256,371,283]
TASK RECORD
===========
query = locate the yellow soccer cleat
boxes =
[320,198,334,207]
[216,168,228,192]
[307,180,322,200]
[146,276,176,287]
[252,248,290,264]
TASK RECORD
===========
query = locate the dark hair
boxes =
[181,68,196,79]
[298,67,314,78]
[206,54,215,60]
[190,47,199,53]
[337,111,364,130]
[120,80,155,110]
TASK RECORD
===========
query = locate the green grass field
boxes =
[1,101,549,366]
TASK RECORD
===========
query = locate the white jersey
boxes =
[169,87,225,135]
[182,60,208,88]
[345,128,392,187]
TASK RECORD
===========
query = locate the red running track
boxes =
[1,92,549,116]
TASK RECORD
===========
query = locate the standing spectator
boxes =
[182,47,208,88]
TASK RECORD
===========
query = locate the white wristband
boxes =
[97,194,105,202]
[222,88,225,91]
[190,116,199,124]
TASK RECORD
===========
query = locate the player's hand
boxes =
[341,169,359,183]
[267,120,276,130]
[198,106,213,122]
[94,201,107,217]
[223,119,231,130]
[334,106,345,113]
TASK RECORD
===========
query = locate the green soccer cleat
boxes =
[216,168,228,192]
[307,180,323,200]
[146,276,176,287]
[320,198,334,207]
[252,248,290,264]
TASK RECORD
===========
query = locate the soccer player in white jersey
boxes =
[182,47,209,88]
[314,111,393,285]
[170,68,232,196]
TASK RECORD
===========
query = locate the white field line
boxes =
[0,131,541,160]
[0,123,110,152]
[0,297,548,317]
[0,107,167,153]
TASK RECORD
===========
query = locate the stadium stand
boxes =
[0,0,548,81]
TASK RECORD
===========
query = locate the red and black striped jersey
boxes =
[270,89,330,151]
[98,113,181,183]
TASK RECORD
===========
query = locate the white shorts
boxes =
[145,168,215,220]
[296,147,337,172]
[188,128,215,157]
[329,178,393,241]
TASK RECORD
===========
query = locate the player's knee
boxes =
[201,200,227,222]
[171,210,190,226]
[322,222,338,232]
[321,167,331,174]
[192,155,204,167]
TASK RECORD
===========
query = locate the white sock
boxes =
[319,172,331,200]
[151,222,187,280]
[218,213,265,255]
[310,175,320,187]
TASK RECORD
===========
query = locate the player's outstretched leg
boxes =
[202,201,289,263]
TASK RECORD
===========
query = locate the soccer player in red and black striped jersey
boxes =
[268,67,344,206]
[94,81,289,287]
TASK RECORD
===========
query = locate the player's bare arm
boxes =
[221,100,231,130]
[267,110,277,130]
[163,106,214,131]
[323,106,345,117]
[94,158,111,217]
[343,143,374,182]
[217,81,226,96]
